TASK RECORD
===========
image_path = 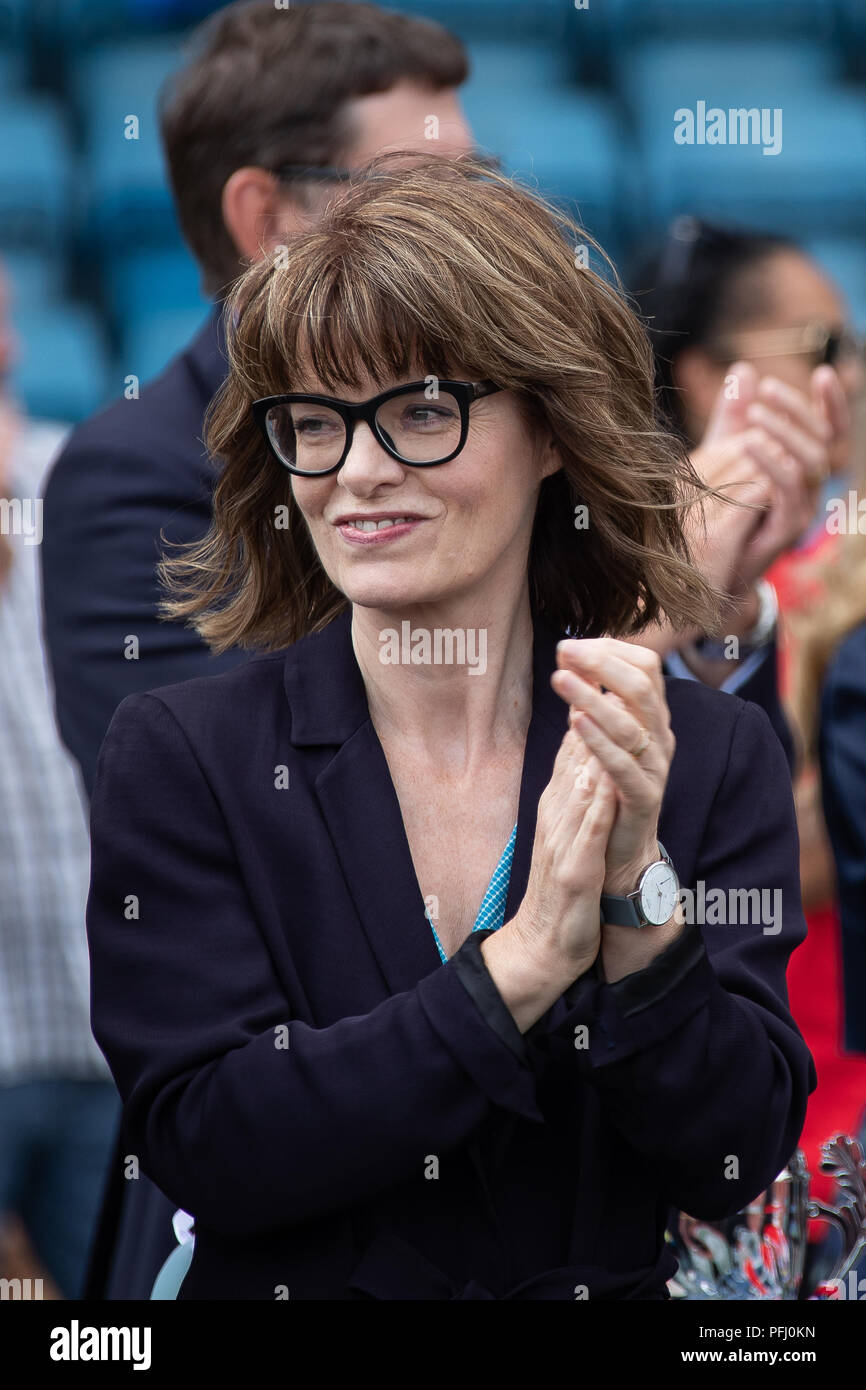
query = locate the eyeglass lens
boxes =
[265,388,464,472]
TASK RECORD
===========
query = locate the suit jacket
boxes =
[819,618,866,1055]
[40,309,247,800]
[40,310,247,1297]
[86,604,815,1300]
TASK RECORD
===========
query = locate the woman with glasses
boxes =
[630,220,866,1287]
[86,156,814,1300]
[629,217,862,462]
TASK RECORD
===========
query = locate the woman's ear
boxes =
[539,431,563,480]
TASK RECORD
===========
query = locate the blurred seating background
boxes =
[1,0,865,420]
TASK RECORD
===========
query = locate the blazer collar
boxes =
[283,606,569,994]
[186,304,229,405]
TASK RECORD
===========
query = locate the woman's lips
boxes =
[336,518,426,546]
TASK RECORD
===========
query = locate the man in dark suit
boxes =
[41,1,802,1299]
[42,0,475,800]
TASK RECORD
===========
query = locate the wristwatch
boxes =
[599,842,681,928]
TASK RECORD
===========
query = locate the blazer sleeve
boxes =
[818,628,866,1055]
[86,693,545,1238]
[40,434,246,799]
[523,697,816,1220]
[664,637,795,774]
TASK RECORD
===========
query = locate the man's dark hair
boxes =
[159,0,469,298]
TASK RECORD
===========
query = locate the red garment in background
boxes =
[769,535,866,1226]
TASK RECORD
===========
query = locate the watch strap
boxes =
[599,891,644,928]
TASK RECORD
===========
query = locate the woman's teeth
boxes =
[351,517,412,532]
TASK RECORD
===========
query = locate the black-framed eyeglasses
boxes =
[270,150,504,187]
[252,380,502,477]
[271,163,354,184]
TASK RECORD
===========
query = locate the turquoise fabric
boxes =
[428,821,518,963]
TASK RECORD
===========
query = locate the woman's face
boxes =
[288,370,560,614]
[677,250,863,442]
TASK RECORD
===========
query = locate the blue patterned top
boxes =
[427,821,518,963]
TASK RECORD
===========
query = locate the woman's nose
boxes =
[337,418,406,484]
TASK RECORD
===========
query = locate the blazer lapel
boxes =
[284,606,568,996]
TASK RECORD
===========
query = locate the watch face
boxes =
[639,860,680,925]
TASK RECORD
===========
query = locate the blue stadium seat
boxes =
[836,0,866,76]
[74,40,183,247]
[646,94,866,235]
[0,0,31,46]
[10,305,112,422]
[605,0,837,44]
[0,48,26,88]
[0,97,72,253]
[563,0,841,83]
[376,1,569,42]
[462,89,629,258]
[616,40,838,123]
[42,0,230,44]
[1,250,64,308]
[103,246,210,329]
[617,42,866,234]
[122,307,211,386]
[463,38,575,100]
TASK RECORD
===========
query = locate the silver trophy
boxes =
[666,1134,866,1299]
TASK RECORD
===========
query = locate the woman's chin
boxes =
[336,572,446,613]
[344,586,440,614]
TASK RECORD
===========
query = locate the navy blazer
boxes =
[819,618,866,1055]
[86,605,815,1300]
[40,310,247,800]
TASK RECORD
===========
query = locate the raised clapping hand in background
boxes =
[686,360,847,629]
[627,361,849,661]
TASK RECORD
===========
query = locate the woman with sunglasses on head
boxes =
[86,156,814,1301]
[625,220,858,689]
[629,219,866,1287]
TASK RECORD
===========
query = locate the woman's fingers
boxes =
[571,704,657,808]
[811,364,850,441]
[553,640,671,744]
[740,427,800,490]
[745,401,829,481]
[756,375,833,445]
[543,722,601,834]
[553,669,664,776]
[575,770,618,861]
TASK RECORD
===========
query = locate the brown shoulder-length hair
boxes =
[160,152,732,652]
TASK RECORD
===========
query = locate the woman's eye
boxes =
[295,416,339,435]
[402,406,454,428]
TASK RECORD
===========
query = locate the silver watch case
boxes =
[599,842,680,928]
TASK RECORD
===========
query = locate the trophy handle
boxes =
[806,1135,866,1285]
